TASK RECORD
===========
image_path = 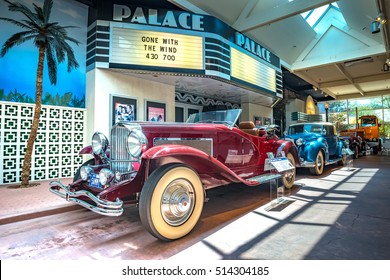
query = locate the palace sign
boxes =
[235,33,271,64]
[113,4,205,31]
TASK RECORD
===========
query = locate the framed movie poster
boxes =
[111,95,137,126]
[264,117,272,125]
[254,116,263,127]
[146,101,166,122]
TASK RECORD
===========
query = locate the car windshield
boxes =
[288,124,323,135]
[186,109,241,129]
[361,117,376,127]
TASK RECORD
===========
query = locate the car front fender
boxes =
[78,145,110,160]
[336,141,346,156]
[142,144,208,160]
[141,144,259,188]
[349,142,358,149]
[79,145,93,155]
[301,139,328,162]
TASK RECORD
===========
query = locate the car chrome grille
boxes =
[110,125,132,173]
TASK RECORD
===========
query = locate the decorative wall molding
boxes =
[175,91,240,109]
[0,101,86,184]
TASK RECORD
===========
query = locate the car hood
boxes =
[133,121,230,132]
[284,133,323,142]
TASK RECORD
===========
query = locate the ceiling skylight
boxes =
[302,2,342,28]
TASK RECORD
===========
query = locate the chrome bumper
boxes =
[49,180,124,217]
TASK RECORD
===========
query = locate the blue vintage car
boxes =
[284,122,347,175]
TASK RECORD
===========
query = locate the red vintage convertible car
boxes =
[50,109,299,240]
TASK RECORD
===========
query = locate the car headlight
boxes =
[80,166,93,181]
[345,139,350,145]
[127,130,147,157]
[92,132,108,155]
[296,138,304,146]
[99,168,114,185]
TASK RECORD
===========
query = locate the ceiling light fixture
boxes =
[372,12,387,33]
[344,57,373,67]
[375,13,387,25]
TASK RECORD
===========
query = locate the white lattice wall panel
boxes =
[0,101,86,184]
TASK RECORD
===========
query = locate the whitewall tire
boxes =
[309,151,324,175]
[282,152,296,189]
[139,163,204,241]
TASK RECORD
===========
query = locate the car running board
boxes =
[246,173,282,184]
[325,158,344,165]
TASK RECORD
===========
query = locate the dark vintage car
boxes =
[284,122,347,175]
[339,131,365,159]
[50,109,299,241]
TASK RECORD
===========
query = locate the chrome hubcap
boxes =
[161,179,195,226]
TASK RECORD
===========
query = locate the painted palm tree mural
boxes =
[0,0,80,187]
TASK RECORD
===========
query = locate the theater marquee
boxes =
[111,28,204,70]
[231,48,276,93]
[89,2,282,97]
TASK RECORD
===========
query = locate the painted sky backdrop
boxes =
[0,0,87,102]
